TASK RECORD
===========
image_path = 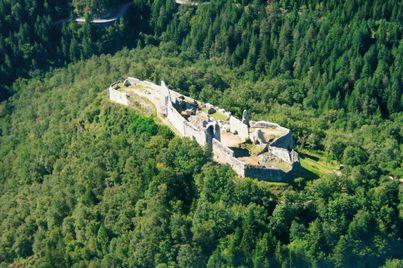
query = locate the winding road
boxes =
[175,0,199,6]
[54,2,133,25]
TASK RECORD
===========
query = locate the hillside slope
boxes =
[0,47,401,267]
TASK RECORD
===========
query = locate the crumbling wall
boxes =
[165,96,207,145]
[167,106,187,136]
[184,121,207,146]
[250,121,294,150]
[212,139,245,177]
[109,77,299,183]
[109,87,129,106]
[270,147,292,163]
[229,116,249,140]
[250,121,282,129]
[271,131,294,150]
[244,165,290,182]
[144,80,162,89]
[124,77,140,87]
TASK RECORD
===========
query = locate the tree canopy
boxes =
[0,47,401,267]
[0,0,402,266]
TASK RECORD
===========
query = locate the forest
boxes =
[0,0,402,267]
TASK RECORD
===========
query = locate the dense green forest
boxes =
[1,0,401,116]
[0,0,139,101]
[0,47,401,267]
[71,0,127,16]
[0,0,402,267]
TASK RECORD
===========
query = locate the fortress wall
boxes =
[229,116,249,140]
[250,121,289,133]
[270,147,292,163]
[127,77,140,83]
[212,138,234,156]
[250,121,280,129]
[161,80,208,146]
[109,87,129,106]
[144,80,162,89]
[124,77,140,86]
[271,131,294,150]
[244,165,289,182]
[165,100,207,145]
[184,121,207,146]
[167,106,187,136]
[250,120,294,149]
[109,77,298,182]
[212,139,245,177]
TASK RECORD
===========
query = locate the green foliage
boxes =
[128,114,158,135]
[72,0,126,16]
[0,0,402,266]
[0,45,401,267]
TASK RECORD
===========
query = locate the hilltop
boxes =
[0,46,401,266]
[0,0,402,266]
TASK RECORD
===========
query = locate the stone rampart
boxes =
[109,77,299,182]
[271,130,294,150]
[109,87,129,106]
[167,106,187,136]
[184,121,207,146]
[144,80,162,89]
[250,120,294,150]
[244,165,290,182]
[229,116,249,140]
[212,138,245,177]
[250,121,282,129]
[164,88,207,145]
[124,77,140,87]
[270,147,292,163]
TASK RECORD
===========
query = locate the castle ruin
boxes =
[109,77,300,182]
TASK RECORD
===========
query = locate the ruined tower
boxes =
[242,109,250,127]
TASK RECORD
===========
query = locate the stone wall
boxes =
[152,83,297,181]
[250,120,294,150]
[271,131,294,150]
[244,165,290,182]
[109,77,299,182]
[124,77,140,87]
[109,87,129,106]
[270,147,292,163]
[144,80,162,89]
[250,121,282,129]
[167,106,187,136]
[229,116,249,140]
[184,121,207,146]
[212,138,245,177]
[164,91,207,146]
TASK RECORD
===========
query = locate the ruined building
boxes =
[109,77,300,182]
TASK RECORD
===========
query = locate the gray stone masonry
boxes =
[109,78,300,182]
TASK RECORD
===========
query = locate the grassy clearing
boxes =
[201,107,228,121]
[128,94,156,116]
[299,149,339,177]
[271,160,292,171]
[211,112,228,121]
[241,142,265,156]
